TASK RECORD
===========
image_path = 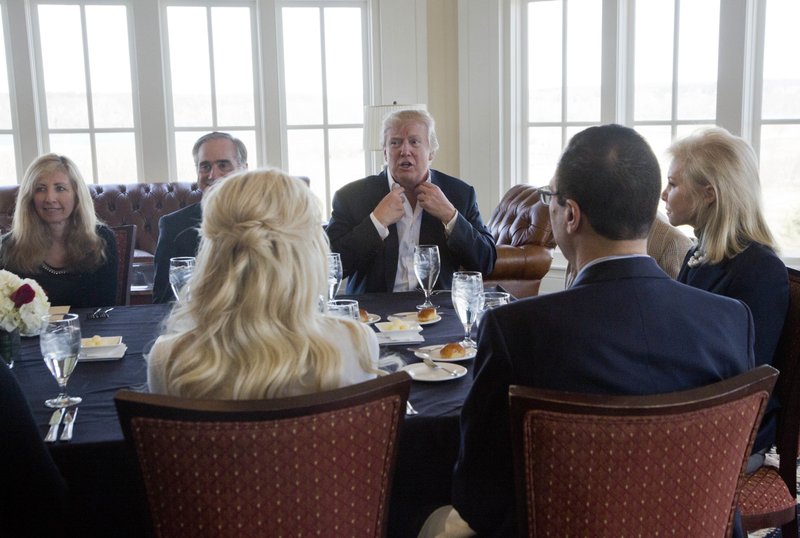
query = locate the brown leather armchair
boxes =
[484,184,556,298]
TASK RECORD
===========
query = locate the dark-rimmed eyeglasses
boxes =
[536,187,560,206]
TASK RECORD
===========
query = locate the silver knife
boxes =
[44,408,64,443]
[60,407,78,441]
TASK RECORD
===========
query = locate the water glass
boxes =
[327,299,359,321]
[414,245,440,309]
[40,313,82,408]
[328,253,343,301]
[169,257,195,302]
[476,291,511,328]
[451,271,484,348]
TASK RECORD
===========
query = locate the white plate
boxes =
[402,361,468,382]
[389,312,442,325]
[376,332,425,346]
[361,313,381,324]
[414,344,477,362]
[80,336,123,353]
[375,320,423,333]
[80,344,127,361]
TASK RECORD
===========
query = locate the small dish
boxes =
[375,320,423,333]
[389,312,442,325]
[414,344,477,362]
[362,313,381,324]
[81,335,122,349]
[80,344,127,361]
[402,361,468,382]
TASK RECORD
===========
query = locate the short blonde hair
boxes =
[667,127,778,264]
[2,153,104,273]
[382,109,439,155]
[159,168,375,399]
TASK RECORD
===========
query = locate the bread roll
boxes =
[417,307,437,322]
[359,308,369,323]
[440,342,466,359]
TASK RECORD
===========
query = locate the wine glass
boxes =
[414,245,441,309]
[327,299,360,321]
[40,313,82,408]
[475,291,511,328]
[169,257,195,302]
[451,271,485,348]
[327,253,343,301]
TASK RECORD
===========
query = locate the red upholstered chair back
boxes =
[738,267,800,535]
[111,224,136,306]
[114,372,411,538]
[509,365,778,538]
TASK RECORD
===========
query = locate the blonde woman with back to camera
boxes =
[663,127,789,461]
[146,168,380,399]
[0,153,117,307]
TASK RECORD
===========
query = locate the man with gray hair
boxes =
[152,131,248,303]
[326,109,496,294]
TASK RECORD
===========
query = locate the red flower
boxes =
[10,283,35,308]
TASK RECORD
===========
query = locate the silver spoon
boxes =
[421,355,459,377]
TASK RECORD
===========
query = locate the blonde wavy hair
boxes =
[159,168,375,399]
[667,127,778,264]
[1,153,105,273]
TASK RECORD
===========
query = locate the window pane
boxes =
[528,126,562,185]
[0,135,17,185]
[634,0,674,121]
[96,132,137,183]
[0,18,12,129]
[565,0,600,122]
[85,6,134,128]
[760,124,800,255]
[324,8,363,125]
[675,0,719,119]
[174,131,199,182]
[633,125,672,184]
[328,128,364,196]
[38,5,89,129]
[528,1,562,123]
[283,8,323,125]
[211,7,255,126]
[762,0,800,119]
[167,7,212,127]
[49,133,93,181]
[287,129,325,207]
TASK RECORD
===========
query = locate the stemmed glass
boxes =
[451,271,485,349]
[169,257,195,302]
[475,291,511,328]
[327,253,343,301]
[40,313,82,408]
[414,245,440,309]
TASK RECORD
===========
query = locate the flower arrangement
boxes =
[0,269,51,336]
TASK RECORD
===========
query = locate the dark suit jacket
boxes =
[452,257,756,536]
[326,170,496,294]
[678,242,789,451]
[152,203,202,303]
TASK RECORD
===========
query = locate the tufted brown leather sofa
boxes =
[0,182,201,262]
[484,184,556,298]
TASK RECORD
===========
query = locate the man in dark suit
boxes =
[152,132,248,303]
[419,124,756,537]
[326,109,496,294]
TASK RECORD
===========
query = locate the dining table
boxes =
[12,290,490,537]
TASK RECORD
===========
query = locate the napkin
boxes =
[48,305,70,320]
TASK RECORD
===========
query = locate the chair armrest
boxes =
[487,244,553,280]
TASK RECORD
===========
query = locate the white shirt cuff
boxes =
[370,212,390,240]
[444,210,458,236]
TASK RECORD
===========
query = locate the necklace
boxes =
[41,262,69,275]
[687,248,706,268]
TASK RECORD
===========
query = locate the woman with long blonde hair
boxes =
[147,168,379,399]
[0,153,117,307]
[663,127,788,457]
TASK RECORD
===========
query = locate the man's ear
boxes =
[564,199,581,234]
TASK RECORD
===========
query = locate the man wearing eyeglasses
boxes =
[420,124,755,537]
[152,132,248,303]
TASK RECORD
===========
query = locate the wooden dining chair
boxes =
[738,267,800,537]
[111,224,136,306]
[114,372,411,538]
[509,365,778,538]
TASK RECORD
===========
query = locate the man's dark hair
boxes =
[555,124,660,240]
[192,132,248,167]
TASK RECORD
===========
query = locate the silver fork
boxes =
[60,407,78,441]
[44,408,64,443]
[422,356,459,377]
[406,401,419,416]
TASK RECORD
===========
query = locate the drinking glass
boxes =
[451,271,485,348]
[414,245,441,309]
[169,257,195,302]
[327,299,359,321]
[40,313,82,408]
[327,253,343,301]
[475,291,511,328]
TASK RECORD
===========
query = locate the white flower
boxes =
[0,270,51,336]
